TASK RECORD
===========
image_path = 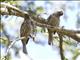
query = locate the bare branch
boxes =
[1,2,80,42]
[1,2,28,17]
[58,33,64,60]
[5,37,26,56]
[51,27,80,42]
[1,3,28,14]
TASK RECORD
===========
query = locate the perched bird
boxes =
[20,14,32,54]
[47,11,63,45]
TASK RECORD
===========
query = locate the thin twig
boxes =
[4,37,26,56]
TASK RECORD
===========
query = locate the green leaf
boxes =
[36,6,44,14]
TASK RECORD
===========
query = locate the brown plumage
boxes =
[47,11,63,45]
[20,14,32,54]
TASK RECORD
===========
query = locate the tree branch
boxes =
[5,37,26,56]
[1,2,80,42]
[51,27,80,42]
[1,2,28,17]
[58,33,64,60]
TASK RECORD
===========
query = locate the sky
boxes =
[34,1,80,30]
[1,1,80,60]
[16,1,80,30]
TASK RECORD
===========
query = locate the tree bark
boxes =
[1,2,80,42]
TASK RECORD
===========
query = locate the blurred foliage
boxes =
[0,37,9,46]
[27,2,35,10]
[71,49,80,60]
[1,53,11,60]
[76,12,80,28]
[52,36,80,60]
[0,22,3,31]
[36,6,44,14]
[0,0,16,2]
[0,23,9,46]
[64,40,77,47]
[1,1,80,60]
[0,21,10,60]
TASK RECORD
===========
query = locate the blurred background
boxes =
[0,0,80,60]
